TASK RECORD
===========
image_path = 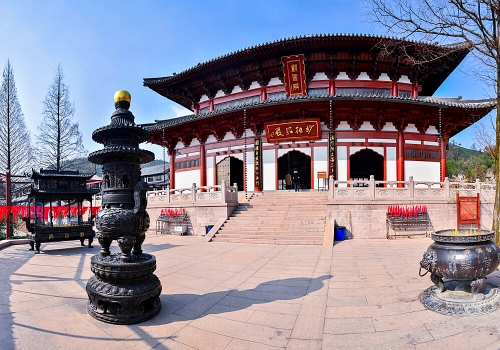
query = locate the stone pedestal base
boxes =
[86,253,162,324]
[420,280,500,316]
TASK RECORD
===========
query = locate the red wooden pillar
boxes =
[391,81,398,97]
[441,137,447,182]
[200,143,207,191]
[169,148,176,189]
[397,132,405,184]
[411,84,418,99]
[328,79,336,95]
[260,87,267,101]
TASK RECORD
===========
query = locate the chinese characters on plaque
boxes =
[329,133,336,179]
[254,138,262,190]
[264,118,321,143]
[281,54,307,97]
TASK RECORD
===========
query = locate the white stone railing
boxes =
[147,180,238,205]
[329,176,495,201]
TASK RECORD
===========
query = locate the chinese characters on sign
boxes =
[254,138,262,190]
[264,118,321,143]
[281,54,307,97]
[329,133,336,179]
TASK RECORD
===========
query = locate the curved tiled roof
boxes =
[144,33,469,85]
[144,33,471,109]
[142,94,496,131]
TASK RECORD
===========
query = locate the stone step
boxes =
[213,238,324,245]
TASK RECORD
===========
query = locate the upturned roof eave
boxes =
[142,95,496,131]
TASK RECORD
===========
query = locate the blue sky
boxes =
[0,0,493,160]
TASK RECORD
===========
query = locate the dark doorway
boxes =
[216,156,244,191]
[349,149,384,181]
[277,150,311,190]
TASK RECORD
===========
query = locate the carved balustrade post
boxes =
[409,176,415,198]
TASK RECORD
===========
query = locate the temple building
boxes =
[142,34,495,192]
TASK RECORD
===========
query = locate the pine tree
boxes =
[36,64,85,171]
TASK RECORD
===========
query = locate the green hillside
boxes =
[446,141,494,181]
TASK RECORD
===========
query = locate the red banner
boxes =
[265,118,321,143]
[281,54,307,97]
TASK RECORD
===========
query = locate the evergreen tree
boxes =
[36,64,85,171]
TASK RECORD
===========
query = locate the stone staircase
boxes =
[212,191,328,245]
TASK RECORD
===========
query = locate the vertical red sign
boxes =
[281,54,307,97]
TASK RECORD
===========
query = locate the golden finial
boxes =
[114,90,131,103]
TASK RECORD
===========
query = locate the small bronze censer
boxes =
[86,90,162,324]
[419,229,500,315]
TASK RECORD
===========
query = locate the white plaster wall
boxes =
[359,121,375,131]
[386,147,397,181]
[405,124,419,133]
[405,161,440,182]
[424,141,439,146]
[357,72,370,80]
[190,139,200,147]
[311,72,328,81]
[176,141,184,149]
[336,121,351,131]
[232,86,243,94]
[337,146,348,182]
[398,75,411,84]
[405,140,421,145]
[313,147,328,190]
[368,139,396,143]
[175,169,201,189]
[223,132,236,141]
[246,151,254,192]
[206,157,214,186]
[382,122,398,132]
[379,73,391,81]
[336,72,349,80]
[248,81,260,90]
[215,90,225,98]
[199,94,209,102]
[268,77,281,86]
[206,135,218,144]
[427,126,439,135]
[339,138,364,143]
[263,149,276,191]
[188,151,200,157]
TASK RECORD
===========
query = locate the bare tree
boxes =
[36,64,86,171]
[365,0,500,242]
[0,60,33,176]
[472,113,497,159]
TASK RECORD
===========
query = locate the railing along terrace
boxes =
[328,176,495,201]
[147,180,238,205]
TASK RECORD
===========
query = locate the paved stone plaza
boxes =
[2,234,500,349]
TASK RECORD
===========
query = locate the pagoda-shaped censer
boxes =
[86,90,161,324]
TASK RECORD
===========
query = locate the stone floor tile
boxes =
[170,324,233,349]
[324,317,376,335]
[191,314,291,348]
[285,338,321,350]
[224,338,283,350]
[246,310,297,329]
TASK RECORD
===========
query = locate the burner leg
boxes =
[471,277,487,296]
[431,273,444,293]
[117,235,136,262]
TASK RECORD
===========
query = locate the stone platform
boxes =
[2,234,500,349]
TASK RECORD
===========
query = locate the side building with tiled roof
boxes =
[142,34,495,192]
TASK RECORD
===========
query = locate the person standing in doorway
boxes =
[285,172,292,190]
[292,169,300,192]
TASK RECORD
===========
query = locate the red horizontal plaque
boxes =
[264,118,321,143]
[281,54,307,97]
